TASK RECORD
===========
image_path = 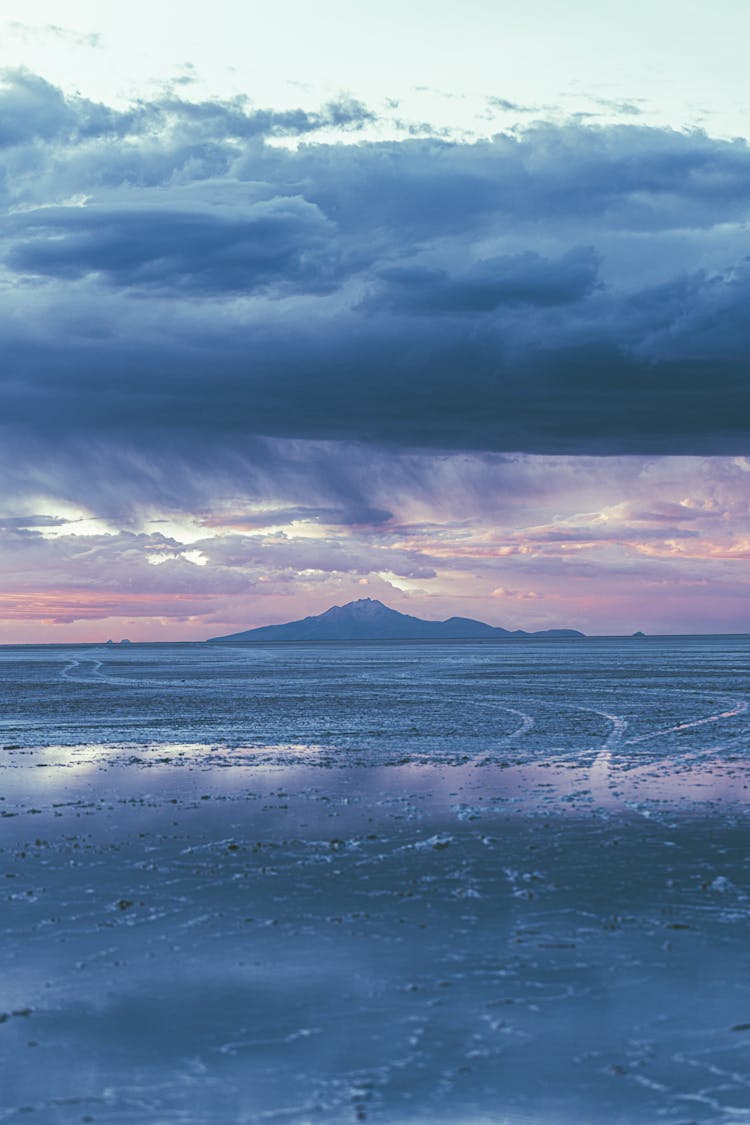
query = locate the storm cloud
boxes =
[8,198,340,294]
[1,69,750,517]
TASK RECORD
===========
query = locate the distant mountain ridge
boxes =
[208,598,585,642]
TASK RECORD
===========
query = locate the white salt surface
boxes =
[0,638,749,1123]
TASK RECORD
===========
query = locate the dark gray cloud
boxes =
[129,92,375,141]
[364,248,600,313]
[0,69,375,152]
[8,198,340,294]
[2,72,750,514]
[0,70,117,146]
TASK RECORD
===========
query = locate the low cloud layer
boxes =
[0,70,749,504]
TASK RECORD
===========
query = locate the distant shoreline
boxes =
[2,634,750,649]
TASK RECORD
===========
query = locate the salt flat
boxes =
[1,639,749,1124]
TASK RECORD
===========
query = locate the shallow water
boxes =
[1,639,749,1123]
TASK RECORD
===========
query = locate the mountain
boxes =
[207,598,584,642]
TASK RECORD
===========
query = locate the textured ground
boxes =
[1,639,749,1123]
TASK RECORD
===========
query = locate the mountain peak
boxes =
[336,597,389,611]
[318,598,400,622]
[208,599,584,642]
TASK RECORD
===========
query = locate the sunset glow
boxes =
[1,5,749,640]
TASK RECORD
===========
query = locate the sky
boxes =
[1,1,750,641]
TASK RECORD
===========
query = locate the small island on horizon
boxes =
[208,597,586,643]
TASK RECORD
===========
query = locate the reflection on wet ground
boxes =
[2,749,750,1124]
[0,640,749,1122]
